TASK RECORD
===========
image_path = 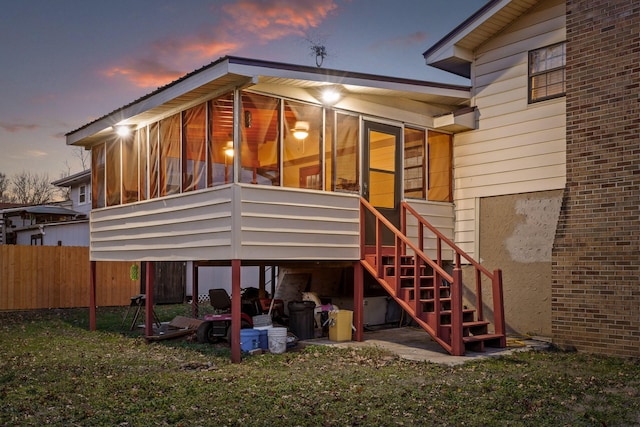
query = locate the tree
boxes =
[0,172,9,202]
[10,171,56,205]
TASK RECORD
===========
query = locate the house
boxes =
[66,56,507,362]
[424,0,639,358]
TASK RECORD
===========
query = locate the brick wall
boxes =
[552,0,640,357]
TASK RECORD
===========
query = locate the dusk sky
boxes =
[0,0,487,182]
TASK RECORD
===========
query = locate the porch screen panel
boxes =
[159,113,181,196]
[240,92,280,186]
[182,103,206,192]
[149,123,159,199]
[209,92,235,186]
[404,128,426,199]
[427,130,452,202]
[325,110,334,190]
[121,135,139,204]
[334,113,359,192]
[105,140,121,206]
[92,143,105,208]
[283,100,322,189]
[138,127,148,201]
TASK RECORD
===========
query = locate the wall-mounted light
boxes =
[292,121,309,140]
[320,87,341,105]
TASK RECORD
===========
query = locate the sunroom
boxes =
[67,56,500,362]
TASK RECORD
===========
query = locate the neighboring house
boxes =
[66,56,507,361]
[424,0,639,358]
[52,169,93,217]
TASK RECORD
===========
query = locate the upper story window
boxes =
[78,184,87,204]
[529,42,566,103]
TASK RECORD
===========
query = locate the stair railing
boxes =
[401,202,505,340]
[360,198,463,354]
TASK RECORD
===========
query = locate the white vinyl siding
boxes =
[404,200,455,261]
[90,184,360,262]
[454,0,566,256]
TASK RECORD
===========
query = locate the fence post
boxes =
[89,260,96,331]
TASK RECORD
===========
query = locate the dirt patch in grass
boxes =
[1,307,639,426]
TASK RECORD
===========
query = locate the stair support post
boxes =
[354,261,364,342]
[492,269,507,347]
[451,267,464,356]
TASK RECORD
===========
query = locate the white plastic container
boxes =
[267,327,287,354]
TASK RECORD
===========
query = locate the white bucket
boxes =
[267,327,287,354]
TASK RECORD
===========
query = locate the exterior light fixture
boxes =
[292,121,309,140]
[114,124,133,137]
[321,87,341,105]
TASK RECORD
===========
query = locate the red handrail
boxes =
[360,198,506,355]
[360,198,460,354]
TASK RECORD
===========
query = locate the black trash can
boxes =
[288,300,316,340]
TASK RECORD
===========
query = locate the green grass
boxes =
[1,307,639,426]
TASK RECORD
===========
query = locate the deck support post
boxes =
[145,261,154,337]
[353,261,364,342]
[231,259,241,363]
[89,260,96,331]
[192,262,199,318]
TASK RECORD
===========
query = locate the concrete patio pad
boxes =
[301,326,551,366]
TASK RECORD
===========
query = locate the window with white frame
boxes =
[529,42,566,103]
[79,184,87,204]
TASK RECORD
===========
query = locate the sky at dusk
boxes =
[0,0,487,182]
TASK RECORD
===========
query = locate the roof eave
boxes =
[423,0,540,77]
[66,56,471,147]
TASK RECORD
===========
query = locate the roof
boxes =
[66,56,471,147]
[0,205,83,217]
[51,169,91,187]
[423,0,540,77]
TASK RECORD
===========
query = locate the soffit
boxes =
[424,0,540,77]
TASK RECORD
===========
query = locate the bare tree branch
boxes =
[10,171,56,205]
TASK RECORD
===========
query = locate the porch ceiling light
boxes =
[292,121,309,140]
[320,87,341,105]
[114,124,133,138]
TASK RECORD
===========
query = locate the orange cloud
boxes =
[103,0,339,89]
[0,122,38,133]
[221,0,338,41]
[103,58,185,89]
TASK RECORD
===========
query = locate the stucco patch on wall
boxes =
[505,197,563,263]
[478,190,563,336]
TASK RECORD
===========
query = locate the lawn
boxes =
[1,306,638,426]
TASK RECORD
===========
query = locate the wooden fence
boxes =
[0,245,140,310]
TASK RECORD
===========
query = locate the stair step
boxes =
[462,333,503,343]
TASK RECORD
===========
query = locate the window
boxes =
[529,42,566,103]
[403,128,426,199]
[91,143,105,208]
[209,92,235,186]
[240,92,280,185]
[282,100,323,189]
[427,130,452,202]
[78,185,87,204]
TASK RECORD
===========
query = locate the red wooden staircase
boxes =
[360,198,506,356]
